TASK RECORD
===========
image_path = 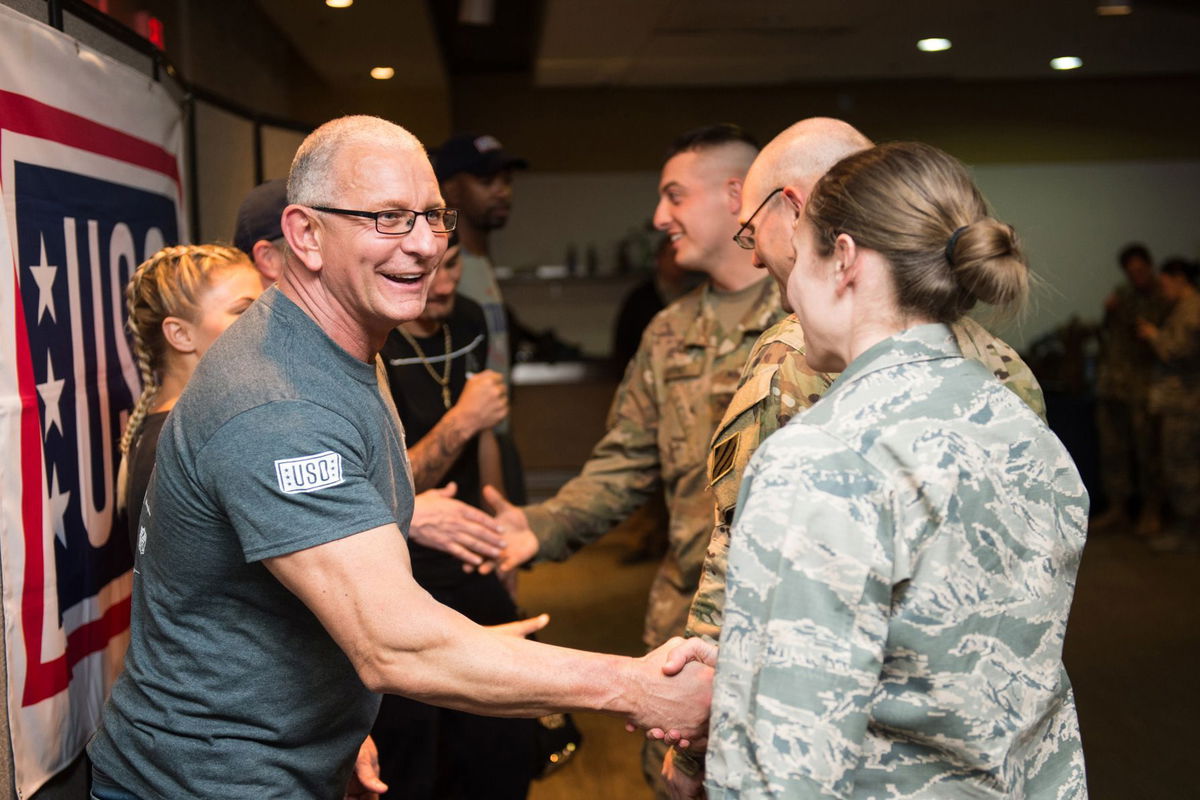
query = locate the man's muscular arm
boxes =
[265,524,713,734]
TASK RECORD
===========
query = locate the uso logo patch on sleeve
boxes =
[274,452,344,494]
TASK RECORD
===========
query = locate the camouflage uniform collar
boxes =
[684,278,779,347]
[832,323,963,392]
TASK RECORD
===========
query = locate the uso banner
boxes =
[0,6,185,795]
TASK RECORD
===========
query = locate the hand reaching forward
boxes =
[622,637,713,745]
[481,485,539,573]
[487,613,550,638]
[409,484,507,567]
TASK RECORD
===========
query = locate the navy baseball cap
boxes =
[234,179,287,254]
[434,133,528,183]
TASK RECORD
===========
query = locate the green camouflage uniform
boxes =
[706,324,1088,799]
[1095,283,1169,509]
[1147,291,1200,536]
[523,278,784,650]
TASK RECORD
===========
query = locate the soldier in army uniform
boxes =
[1137,258,1200,552]
[1093,243,1168,534]
[664,119,1048,796]
[485,124,786,797]
[662,141,1087,799]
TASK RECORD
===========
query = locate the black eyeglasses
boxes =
[310,205,459,235]
[732,187,782,250]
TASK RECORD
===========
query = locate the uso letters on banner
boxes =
[0,5,186,795]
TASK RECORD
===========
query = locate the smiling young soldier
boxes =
[483,124,787,797]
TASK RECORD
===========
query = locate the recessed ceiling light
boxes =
[1096,2,1132,15]
[917,38,952,52]
[326,0,353,8]
[1050,56,1083,70]
[370,67,395,80]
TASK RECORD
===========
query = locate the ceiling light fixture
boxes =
[1096,1,1132,15]
[370,67,395,80]
[1050,56,1083,71]
[326,0,353,8]
[917,38,952,52]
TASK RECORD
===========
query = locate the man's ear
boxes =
[833,233,859,293]
[161,315,196,355]
[251,240,282,283]
[781,186,805,224]
[726,177,744,215]
[281,205,322,274]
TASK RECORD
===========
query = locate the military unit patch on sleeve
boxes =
[710,431,739,486]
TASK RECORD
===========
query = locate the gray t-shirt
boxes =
[89,287,414,799]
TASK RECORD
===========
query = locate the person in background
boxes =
[374,233,539,798]
[663,141,1087,799]
[611,236,703,370]
[1137,257,1200,553]
[487,123,786,798]
[1093,243,1168,535]
[435,132,529,504]
[117,245,263,552]
[233,178,290,288]
[666,117,1047,794]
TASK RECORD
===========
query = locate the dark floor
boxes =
[518,517,1199,799]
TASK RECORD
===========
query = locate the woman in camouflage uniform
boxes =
[691,142,1089,799]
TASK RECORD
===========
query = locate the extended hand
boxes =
[623,637,713,746]
[410,484,507,567]
[455,369,508,433]
[487,613,550,638]
[482,485,539,573]
[1135,318,1159,342]
[343,735,387,800]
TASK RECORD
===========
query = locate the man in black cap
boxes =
[233,178,291,288]
[436,133,530,505]
[435,133,527,387]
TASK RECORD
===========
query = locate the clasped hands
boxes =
[626,636,719,750]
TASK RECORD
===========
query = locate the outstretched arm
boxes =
[264,522,712,734]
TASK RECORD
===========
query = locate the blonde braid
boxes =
[118,243,250,456]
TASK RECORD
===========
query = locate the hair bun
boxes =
[947,218,1029,309]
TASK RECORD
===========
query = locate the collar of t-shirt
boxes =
[259,286,379,386]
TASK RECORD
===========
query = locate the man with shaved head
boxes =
[661,118,1047,797]
[87,115,713,800]
[486,123,786,796]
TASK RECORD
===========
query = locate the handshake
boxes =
[626,636,720,750]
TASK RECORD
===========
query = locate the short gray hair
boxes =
[288,115,425,206]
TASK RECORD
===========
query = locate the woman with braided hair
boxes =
[117,244,262,551]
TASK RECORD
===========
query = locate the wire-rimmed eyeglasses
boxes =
[732,188,782,250]
[310,205,459,235]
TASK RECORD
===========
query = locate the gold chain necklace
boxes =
[399,325,453,408]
